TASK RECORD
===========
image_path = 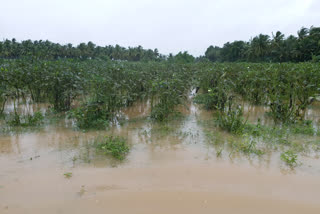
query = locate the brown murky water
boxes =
[1,99,320,213]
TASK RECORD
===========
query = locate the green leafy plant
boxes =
[280,150,298,167]
[216,148,223,157]
[216,105,248,135]
[232,137,264,155]
[6,111,44,127]
[94,136,130,160]
[194,67,232,111]
[64,172,73,179]
[70,102,110,129]
[291,120,315,135]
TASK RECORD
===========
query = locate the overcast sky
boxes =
[1,0,319,56]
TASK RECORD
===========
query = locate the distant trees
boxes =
[205,46,221,62]
[270,31,285,62]
[1,25,319,63]
[173,51,195,63]
[204,26,320,62]
[0,39,165,62]
[248,34,271,61]
[221,41,248,62]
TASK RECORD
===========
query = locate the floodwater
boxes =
[1,98,320,214]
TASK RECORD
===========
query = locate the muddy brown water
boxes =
[1,99,320,213]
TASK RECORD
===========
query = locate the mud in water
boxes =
[1,99,320,213]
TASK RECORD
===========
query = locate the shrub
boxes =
[150,103,170,122]
[193,87,228,110]
[233,137,264,155]
[94,136,130,160]
[312,55,320,63]
[6,111,44,127]
[216,105,247,135]
[69,101,110,129]
[280,150,298,167]
[291,120,315,135]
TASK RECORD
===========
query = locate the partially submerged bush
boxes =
[244,119,264,136]
[70,102,110,129]
[216,105,247,135]
[194,68,232,111]
[232,137,264,156]
[280,150,298,167]
[94,136,130,160]
[150,76,189,122]
[267,99,297,124]
[150,103,182,122]
[6,111,44,127]
[150,103,170,122]
[193,87,228,110]
[266,64,319,124]
[291,120,315,135]
[0,88,7,115]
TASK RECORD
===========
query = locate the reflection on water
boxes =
[242,102,273,125]
[3,99,49,115]
[1,99,320,175]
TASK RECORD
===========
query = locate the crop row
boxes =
[1,59,319,127]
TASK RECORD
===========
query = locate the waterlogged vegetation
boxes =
[281,150,298,168]
[1,21,320,214]
[1,55,320,170]
[6,111,44,127]
[63,172,73,179]
[94,136,130,161]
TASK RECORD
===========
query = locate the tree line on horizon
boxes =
[0,40,166,61]
[0,26,319,63]
[205,26,320,62]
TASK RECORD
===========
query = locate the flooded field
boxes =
[1,99,320,214]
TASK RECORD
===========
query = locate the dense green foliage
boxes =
[6,111,43,127]
[0,39,193,63]
[1,58,319,128]
[194,62,320,124]
[205,26,320,62]
[0,59,196,126]
[1,58,320,168]
[0,39,164,61]
[216,105,247,135]
[1,26,319,63]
